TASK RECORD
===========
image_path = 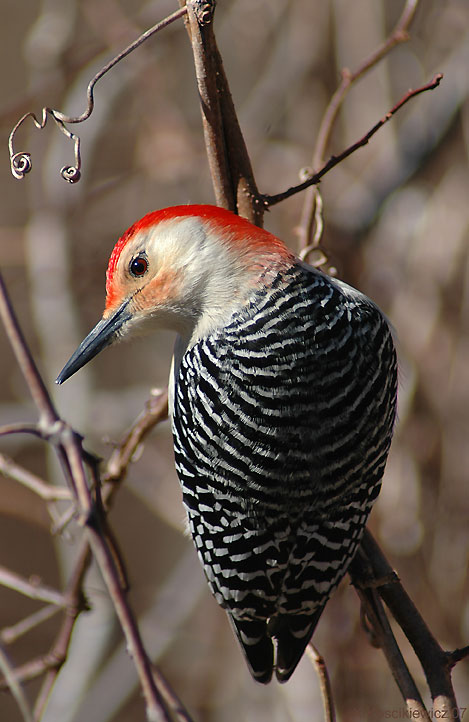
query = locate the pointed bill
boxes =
[56,300,131,384]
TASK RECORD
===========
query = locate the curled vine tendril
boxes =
[9,108,82,183]
[8,5,188,183]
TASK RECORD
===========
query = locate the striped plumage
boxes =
[56,205,398,683]
[172,263,397,682]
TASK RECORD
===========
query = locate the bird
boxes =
[57,204,398,683]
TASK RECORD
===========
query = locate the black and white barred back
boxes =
[172,261,398,683]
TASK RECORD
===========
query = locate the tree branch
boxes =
[0,452,72,501]
[1,605,62,646]
[8,6,188,184]
[0,567,65,608]
[306,644,336,722]
[350,544,430,720]
[185,0,264,226]
[350,530,462,721]
[0,642,33,722]
[103,388,168,485]
[262,74,443,208]
[298,0,420,251]
[0,272,176,722]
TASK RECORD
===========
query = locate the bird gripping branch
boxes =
[57,205,398,683]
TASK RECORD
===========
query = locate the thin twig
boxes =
[351,531,461,721]
[0,642,34,722]
[447,646,469,667]
[262,74,443,208]
[298,0,420,251]
[350,548,431,720]
[313,0,420,173]
[0,654,63,693]
[84,528,172,721]
[306,643,336,722]
[0,453,72,501]
[0,273,177,722]
[58,426,174,722]
[1,605,63,645]
[298,188,326,266]
[103,388,168,484]
[8,6,188,183]
[151,667,195,722]
[0,423,44,438]
[185,0,264,226]
[33,541,91,718]
[49,503,77,535]
[0,274,58,426]
[0,567,65,607]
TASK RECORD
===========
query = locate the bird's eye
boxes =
[129,254,148,277]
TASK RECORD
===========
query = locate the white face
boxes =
[103,216,257,341]
[56,210,292,385]
[57,219,212,384]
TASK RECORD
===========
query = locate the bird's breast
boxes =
[172,264,397,519]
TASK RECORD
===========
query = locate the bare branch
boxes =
[298,0,420,251]
[306,644,336,722]
[0,453,72,501]
[150,668,196,722]
[185,0,263,225]
[103,388,168,484]
[262,74,443,208]
[350,531,461,721]
[447,646,469,667]
[1,605,62,645]
[0,274,58,427]
[312,0,420,173]
[0,274,176,722]
[0,567,65,607]
[8,6,188,183]
[0,643,34,722]
[0,654,62,692]
[33,542,91,717]
[350,547,430,720]
[0,423,43,438]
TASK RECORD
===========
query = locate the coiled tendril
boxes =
[8,5,188,184]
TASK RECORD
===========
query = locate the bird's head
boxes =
[56,205,293,384]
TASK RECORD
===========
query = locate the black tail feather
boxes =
[229,608,325,683]
[229,616,274,684]
[271,609,324,683]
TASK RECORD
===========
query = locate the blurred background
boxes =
[1,1,468,720]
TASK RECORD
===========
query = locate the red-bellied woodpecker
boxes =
[57,205,398,683]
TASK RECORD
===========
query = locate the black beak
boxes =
[56,300,131,385]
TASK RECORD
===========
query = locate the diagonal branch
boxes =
[262,74,443,208]
[0,274,58,427]
[103,388,168,484]
[312,0,420,173]
[0,272,177,722]
[298,0,420,251]
[1,605,63,646]
[8,6,188,184]
[0,642,34,722]
[306,644,336,722]
[0,452,72,501]
[350,545,430,720]
[350,530,462,721]
[184,0,264,226]
[0,567,65,607]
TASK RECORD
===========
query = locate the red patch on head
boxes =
[105,205,291,309]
